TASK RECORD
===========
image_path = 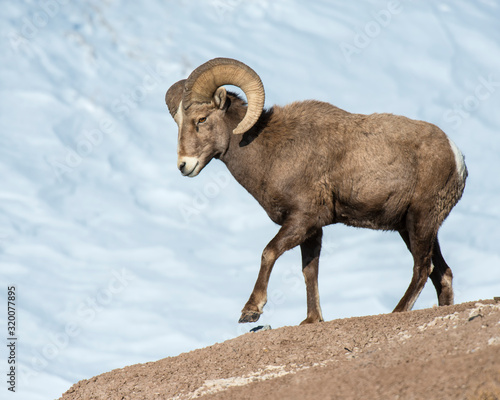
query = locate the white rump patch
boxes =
[447,137,467,181]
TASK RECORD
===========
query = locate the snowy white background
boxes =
[1,0,499,398]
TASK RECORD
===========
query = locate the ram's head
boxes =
[165,58,265,177]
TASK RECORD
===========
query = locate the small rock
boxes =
[468,314,483,322]
[250,325,272,333]
[488,337,500,346]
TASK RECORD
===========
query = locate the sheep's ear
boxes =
[213,87,227,110]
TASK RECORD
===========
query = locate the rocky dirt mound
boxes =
[60,300,500,400]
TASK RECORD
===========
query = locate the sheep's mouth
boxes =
[184,161,200,177]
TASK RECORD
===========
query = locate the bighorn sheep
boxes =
[165,57,467,324]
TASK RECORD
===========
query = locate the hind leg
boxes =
[398,230,453,307]
[429,237,454,306]
[393,213,436,312]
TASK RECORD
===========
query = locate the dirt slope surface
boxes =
[60,300,500,400]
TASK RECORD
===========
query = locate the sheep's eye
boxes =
[198,117,207,124]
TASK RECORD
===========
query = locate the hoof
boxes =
[239,310,261,323]
[300,317,323,325]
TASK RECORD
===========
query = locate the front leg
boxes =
[239,215,315,323]
[300,228,324,324]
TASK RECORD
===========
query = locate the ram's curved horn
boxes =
[183,58,265,134]
[165,79,186,119]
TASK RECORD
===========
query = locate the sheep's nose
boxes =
[177,156,200,177]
